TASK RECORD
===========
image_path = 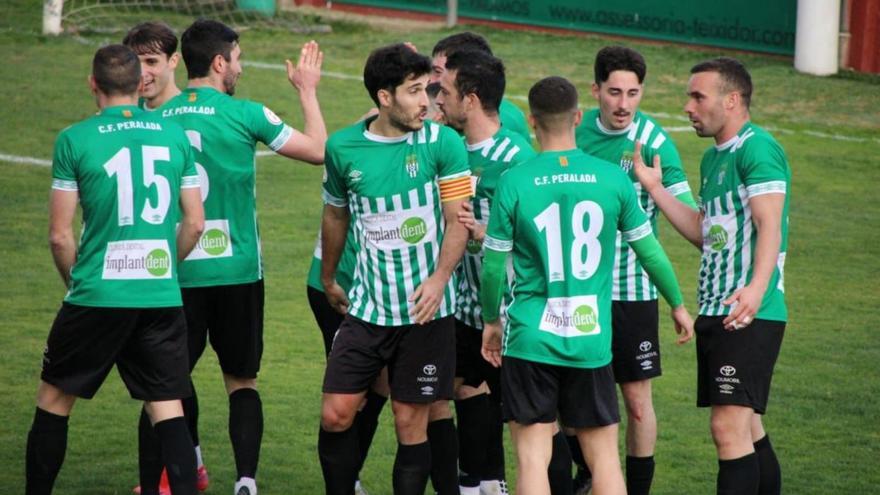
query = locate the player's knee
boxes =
[427,400,452,420]
[622,382,652,422]
[321,402,356,432]
[710,415,748,449]
[516,444,551,471]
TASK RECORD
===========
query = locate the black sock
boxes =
[427,417,459,495]
[393,441,432,495]
[154,417,197,495]
[25,407,69,495]
[483,395,506,481]
[318,426,360,495]
[355,390,388,473]
[717,453,759,495]
[138,407,163,495]
[455,394,490,484]
[626,455,655,495]
[182,383,200,447]
[548,431,573,495]
[754,435,781,495]
[229,388,263,479]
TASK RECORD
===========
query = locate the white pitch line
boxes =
[0,153,51,167]
[242,61,363,81]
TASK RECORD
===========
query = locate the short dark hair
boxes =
[123,21,178,57]
[363,43,432,106]
[444,49,505,114]
[181,19,239,79]
[528,76,579,131]
[594,45,646,85]
[432,31,493,57]
[92,44,141,96]
[691,57,753,109]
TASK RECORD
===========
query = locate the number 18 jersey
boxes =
[484,149,651,368]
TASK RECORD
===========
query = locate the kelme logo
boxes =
[146,249,170,277]
[200,228,230,256]
[400,217,427,244]
[572,305,598,333]
[708,224,728,251]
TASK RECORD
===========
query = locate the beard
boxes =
[222,71,238,96]
[389,105,427,133]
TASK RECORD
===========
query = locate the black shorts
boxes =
[455,320,500,392]
[323,315,456,403]
[695,316,785,414]
[611,300,661,383]
[501,356,619,428]
[182,279,264,378]
[40,303,191,401]
[307,286,345,357]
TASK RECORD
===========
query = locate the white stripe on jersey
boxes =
[665,181,692,197]
[746,181,787,197]
[735,185,753,298]
[612,233,623,300]
[490,138,511,161]
[51,179,78,191]
[503,145,521,163]
[650,133,666,150]
[429,123,440,143]
[627,120,640,140]
[639,120,655,145]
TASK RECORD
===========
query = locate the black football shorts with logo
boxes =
[695,315,785,414]
[323,315,455,403]
[611,300,661,383]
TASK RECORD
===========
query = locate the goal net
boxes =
[43,0,330,35]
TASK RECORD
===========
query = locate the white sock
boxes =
[480,479,507,495]
[194,445,204,468]
[460,485,480,495]
[234,476,257,495]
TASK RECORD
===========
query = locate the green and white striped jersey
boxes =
[697,122,790,321]
[484,149,652,368]
[322,118,471,326]
[576,109,694,301]
[306,225,358,294]
[51,105,199,308]
[160,87,294,288]
[455,127,536,329]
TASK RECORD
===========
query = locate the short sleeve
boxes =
[321,138,348,207]
[245,101,293,152]
[618,175,651,242]
[739,135,789,198]
[435,125,472,201]
[180,136,200,189]
[51,131,78,191]
[484,171,515,252]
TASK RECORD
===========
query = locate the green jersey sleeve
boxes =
[243,101,294,152]
[655,136,696,207]
[739,133,789,196]
[51,131,78,191]
[321,139,348,207]
[617,175,652,241]
[436,125,470,180]
[483,170,516,252]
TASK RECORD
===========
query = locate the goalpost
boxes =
[42,0,330,35]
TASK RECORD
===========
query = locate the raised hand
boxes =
[286,40,323,92]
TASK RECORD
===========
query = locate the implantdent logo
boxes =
[200,228,229,256]
[400,217,427,244]
[145,249,170,277]
[708,224,728,251]
[572,305,597,333]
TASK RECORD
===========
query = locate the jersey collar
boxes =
[362,116,412,143]
[595,115,637,136]
[466,135,496,152]
[99,105,142,118]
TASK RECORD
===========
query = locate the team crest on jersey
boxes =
[559,155,569,167]
[122,109,133,118]
[717,163,728,185]
[188,92,197,103]
[620,151,634,173]
[263,106,282,125]
[405,154,419,178]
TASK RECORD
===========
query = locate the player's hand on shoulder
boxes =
[670,305,694,344]
[324,280,350,315]
[632,141,663,193]
[286,40,323,92]
[481,320,503,368]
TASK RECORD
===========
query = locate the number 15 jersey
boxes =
[484,149,651,368]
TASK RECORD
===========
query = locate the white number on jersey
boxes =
[534,200,604,282]
[103,145,172,226]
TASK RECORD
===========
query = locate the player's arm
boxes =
[320,203,351,314]
[629,233,694,344]
[722,192,784,330]
[48,190,78,288]
[410,192,470,324]
[277,40,326,165]
[632,141,702,247]
[176,187,205,261]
